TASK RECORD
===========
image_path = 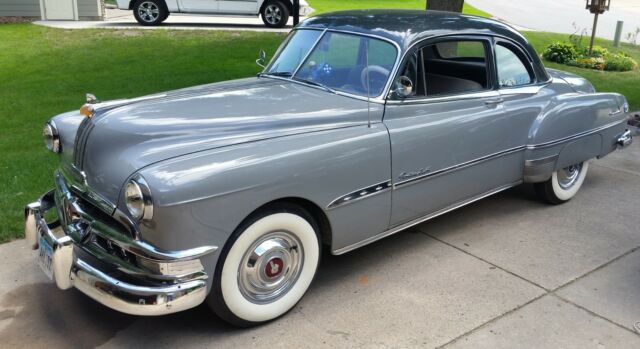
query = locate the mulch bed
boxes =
[0,16,36,24]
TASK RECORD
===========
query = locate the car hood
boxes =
[76,77,371,203]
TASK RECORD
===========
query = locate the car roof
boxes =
[300,10,526,48]
[298,9,548,82]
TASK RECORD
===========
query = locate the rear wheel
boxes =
[535,161,589,204]
[261,0,289,28]
[133,0,167,26]
[208,204,320,327]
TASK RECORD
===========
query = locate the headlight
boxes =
[43,121,61,153]
[125,175,153,221]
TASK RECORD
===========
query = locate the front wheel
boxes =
[208,204,320,327]
[535,161,590,204]
[261,1,289,28]
[133,0,168,26]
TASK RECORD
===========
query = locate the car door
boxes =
[384,36,526,226]
[217,0,258,14]
[178,0,218,12]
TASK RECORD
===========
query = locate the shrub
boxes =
[543,42,577,64]
[542,42,637,72]
[568,57,606,70]
[604,53,638,72]
[580,45,609,58]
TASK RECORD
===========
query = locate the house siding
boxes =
[78,0,100,17]
[0,0,41,17]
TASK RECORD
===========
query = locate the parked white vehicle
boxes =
[116,0,313,28]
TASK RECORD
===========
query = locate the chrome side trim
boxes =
[385,90,500,105]
[326,180,391,210]
[394,145,525,188]
[526,120,626,150]
[333,181,522,255]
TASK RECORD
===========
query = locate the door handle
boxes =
[484,98,504,107]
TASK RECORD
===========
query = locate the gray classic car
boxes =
[25,10,633,326]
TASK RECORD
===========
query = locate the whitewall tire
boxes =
[535,161,589,204]
[208,204,320,326]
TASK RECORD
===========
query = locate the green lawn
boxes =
[309,0,491,17]
[0,24,285,242]
[0,23,638,243]
[524,31,640,111]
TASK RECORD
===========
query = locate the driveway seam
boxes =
[421,230,640,347]
[435,293,548,349]
[551,293,640,337]
[592,163,640,178]
[549,245,640,293]
[420,231,548,291]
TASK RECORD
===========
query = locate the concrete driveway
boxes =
[1,141,639,348]
[467,0,640,40]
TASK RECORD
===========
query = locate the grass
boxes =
[0,24,285,242]
[309,0,491,17]
[524,31,640,110]
[1,22,638,243]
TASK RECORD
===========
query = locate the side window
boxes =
[495,44,533,87]
[393,39,490,98]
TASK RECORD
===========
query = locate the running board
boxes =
[332,181,522,255]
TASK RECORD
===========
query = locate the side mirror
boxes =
[392,76,414,99]
[256,49,266,68]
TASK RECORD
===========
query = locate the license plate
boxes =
[38,235,54,281]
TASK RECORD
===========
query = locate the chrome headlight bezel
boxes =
[125,175,153,221]
[43,121,61,153]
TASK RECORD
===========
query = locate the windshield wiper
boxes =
[293,77,336,94]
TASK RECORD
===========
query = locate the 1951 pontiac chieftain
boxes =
[25,10,633,326]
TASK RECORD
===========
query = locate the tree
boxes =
[426,0,464,13]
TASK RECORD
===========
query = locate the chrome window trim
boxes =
[526,120,626,150]
[326,180,391,210]
[498,83,549,96]
[394,145,525,188]
[262,28,402,101]
[385,33,552,102]
[386,90,500,105]
[333,181,522,255]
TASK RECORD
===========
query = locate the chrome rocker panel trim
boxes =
[25,190,211,316]
[333,181,521,255]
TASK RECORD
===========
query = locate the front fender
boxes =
[135,124,392,277]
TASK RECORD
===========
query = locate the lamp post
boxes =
[585,0,611,55]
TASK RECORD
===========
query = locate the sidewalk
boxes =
[467,0,640,40]
[34,8,296,32]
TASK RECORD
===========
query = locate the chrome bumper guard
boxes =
[617,129,633,149]
[25,190,212,316]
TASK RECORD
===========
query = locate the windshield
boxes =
[265,30,398,97]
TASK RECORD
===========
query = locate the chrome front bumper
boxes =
[617,129,633,149]
[25,190,212,316]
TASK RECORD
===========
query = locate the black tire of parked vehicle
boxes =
[534,161,589,205]
[207,202,322,327]
[132,0,169,26]
[261,0,290,28]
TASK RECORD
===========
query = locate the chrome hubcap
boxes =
[138,2,159,22]
[238,231,303,304]
[557,163,583,189]
[264,5,282,25]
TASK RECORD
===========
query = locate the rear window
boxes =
[435,41,485,59]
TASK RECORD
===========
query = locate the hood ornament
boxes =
[86,93,98,104]
[80,93,98,118]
